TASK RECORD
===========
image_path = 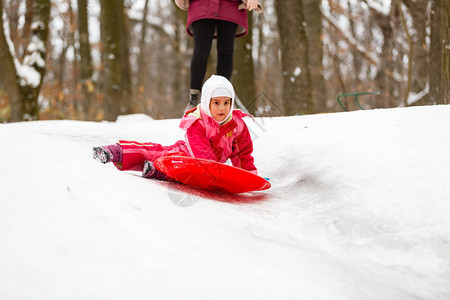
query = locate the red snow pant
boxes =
[113,140,188,172]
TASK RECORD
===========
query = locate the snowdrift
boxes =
[1,105,449,299]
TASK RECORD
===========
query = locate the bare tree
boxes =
[275,0,312,115]
[100,0,133,121]
[0,0,22,121]
[23,0,51,119]
[396,0,413,106]
[0,0,51,121]
[303,0,327,113]
[77,0,94,118]
[2,0,447,122]
[372,2,397,108]
[170,3,188,116]
[403,0,429,96]
[429,0,449,104]
[233,12,257,114]
[136,0,150,113]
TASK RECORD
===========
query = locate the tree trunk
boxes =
[0,0,50,121]
[0,0,22,122]
[4,0,21,58]
[233,12,256,115]
[120,2,133,111]
[403,0,429,95]
[77,0,94,118]
[275,0,312,115]
[100,0,133,121]
[303,0,327,113]
[136,0,150,112]
[21,0,51,120]
[347,1,361,78]
[442,0,450,104]
[397,0,413,106]
[21,0,34,61]
[171,9,188,116]
[429,0,450,104]
[373,3,396,108]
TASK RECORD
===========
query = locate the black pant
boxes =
[190,19,238,90]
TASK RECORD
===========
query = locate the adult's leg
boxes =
[190,19,216,90]
[216,20,238,80]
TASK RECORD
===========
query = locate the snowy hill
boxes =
[1,105,449,300]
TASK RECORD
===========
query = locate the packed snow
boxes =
[1,105,449,299]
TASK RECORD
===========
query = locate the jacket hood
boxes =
[200,75,235,125]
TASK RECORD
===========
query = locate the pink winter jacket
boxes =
[180,106,257,174]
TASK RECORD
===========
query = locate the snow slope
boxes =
[1,105,449,299]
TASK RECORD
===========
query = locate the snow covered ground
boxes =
[1,105,449,299]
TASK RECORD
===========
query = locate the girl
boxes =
[93,75,257,180]
[183,0,262,110]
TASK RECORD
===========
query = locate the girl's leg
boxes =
[142,160,168,181]
[93,141,182,181]
[93,144,122,163]
[190,19,216,90]
[216,20,238,80]
[117,140,184,172]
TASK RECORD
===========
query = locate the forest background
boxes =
[0,0,448,123]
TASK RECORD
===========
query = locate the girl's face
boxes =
[210,97,231,122]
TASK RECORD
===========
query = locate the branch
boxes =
[128,16,173,39]
[322,10,379,66]
[396,0,413,106]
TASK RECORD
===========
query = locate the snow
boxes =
[116,113,154,123]
[1,105,450,299]
[362,0,391,16]
[26,35,46,55]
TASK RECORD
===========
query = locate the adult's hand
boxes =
[245,0,258,11]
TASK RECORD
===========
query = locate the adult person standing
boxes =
[175,0,263,111]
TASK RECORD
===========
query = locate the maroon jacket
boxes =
[187,0,248,38]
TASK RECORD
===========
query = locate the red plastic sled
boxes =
[154,156,271,194]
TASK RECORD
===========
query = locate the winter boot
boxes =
[93,147,112,163]
[184,89,201,112]
[142,160,168,181]
[93,144,123,164]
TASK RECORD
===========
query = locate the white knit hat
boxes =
[200,75,235,123]
[211,87,233,99]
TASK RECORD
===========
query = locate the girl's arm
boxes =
[230,125,257,174]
